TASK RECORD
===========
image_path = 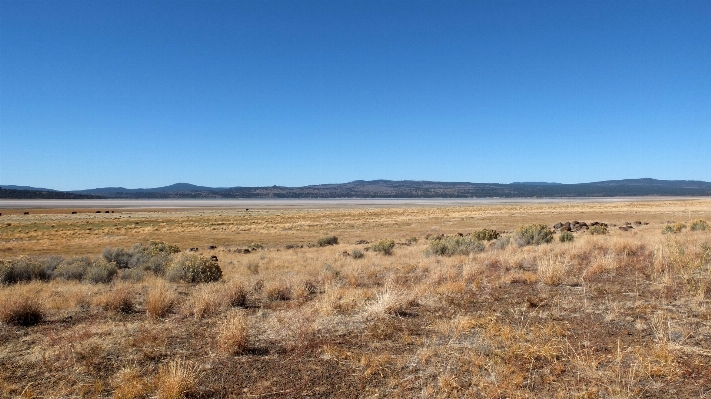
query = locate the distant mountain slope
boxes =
[75,183,227,194]
[0,185,56,191]
[60,178,711,198]
[0,188,102,200]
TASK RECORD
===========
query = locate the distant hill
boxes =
[0,188,102,200]
[75,183,227,194]
[56,178,711,198]
[0,185,56,191]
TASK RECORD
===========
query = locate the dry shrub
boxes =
[537,255,567,286]
[224,281,248,307]
[292,279,318,300]
[217,312,249,355]
[155,359,200,399]
[146,282,178,319]
[264,280,292,302]
[366,282,413,318]
[112,367,150,399]
[0,287,44,326]
[514,224,554,246]
[690,219,709,231]
[183,284,226,319]
[97,283,134,313]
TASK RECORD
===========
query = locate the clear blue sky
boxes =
[1,0,709,190]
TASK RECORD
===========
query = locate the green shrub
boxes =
[406,237,419,244]
[559,231,575,242]
[119,268,145,282]
[690,219,709,231]
[371,239,396,255]
[351,249,365,259]
[102,247,132,269]
[514,224,553,246]
[317,236,339,247]
[472,229,500,241]
[166,254,222,283]
[85,260,118,284]
[53,257,117,283]
[492,236,511,250]
[131,241,181,257]
[54,257,93,281]
[588,225,609,235]
[0,256,61,284]
[427,236,485,256]
[662,223,687,234]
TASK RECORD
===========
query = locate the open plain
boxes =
[1,198,710,398]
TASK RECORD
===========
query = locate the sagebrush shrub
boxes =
[588,225,609,235]
[166,254,222,283]
[428,236,485,256]
[85,259,118,284]
[0,256,60,284]
[472,229,500,241]
[662,223,687,234]
[54,257,93,281]
[102,247,132,269]
[690,219,709,231]
[372,239,395,255]
[514,224,553,246]
[559,231,575,242]
[351,249,365,259]
[317,236,339,247]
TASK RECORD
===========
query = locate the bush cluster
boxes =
[428,235,485,256]
[317,236,339,247]
[166,254,223,283]
[559,231,575,242]
[662,223,687,234]
[0,256,61,284]
[472,229,500,241]
[588,225,609,235]
[514,224,554,246]
[1,241,223,286]
[371,239,395,255]
[690,219,709,231]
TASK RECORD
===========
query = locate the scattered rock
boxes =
[355,240,369,245]
[208,245,217,250]
[210,255,219,262]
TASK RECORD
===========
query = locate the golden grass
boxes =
[146,280,178,319]
[0,201,710,397]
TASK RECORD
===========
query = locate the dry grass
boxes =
[154,359,200,399]
[146,281,178,319]
[216,312,249,355]
[0,284,44,326]
[0,202,710,397]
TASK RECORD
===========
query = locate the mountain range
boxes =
[2,179,711,199]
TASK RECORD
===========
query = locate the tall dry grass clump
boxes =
[112,367,150,399]
[182,283,227,318]
[155,359,200,399]
[217,312,250,355]
[146,282,178,319]
[0,285,44,326]
[97,282,135,313]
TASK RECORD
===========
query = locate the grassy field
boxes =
[1,199,710,398]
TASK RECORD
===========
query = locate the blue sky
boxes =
[1,0,710,190]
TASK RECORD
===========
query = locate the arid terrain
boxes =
[1,198,710,398]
